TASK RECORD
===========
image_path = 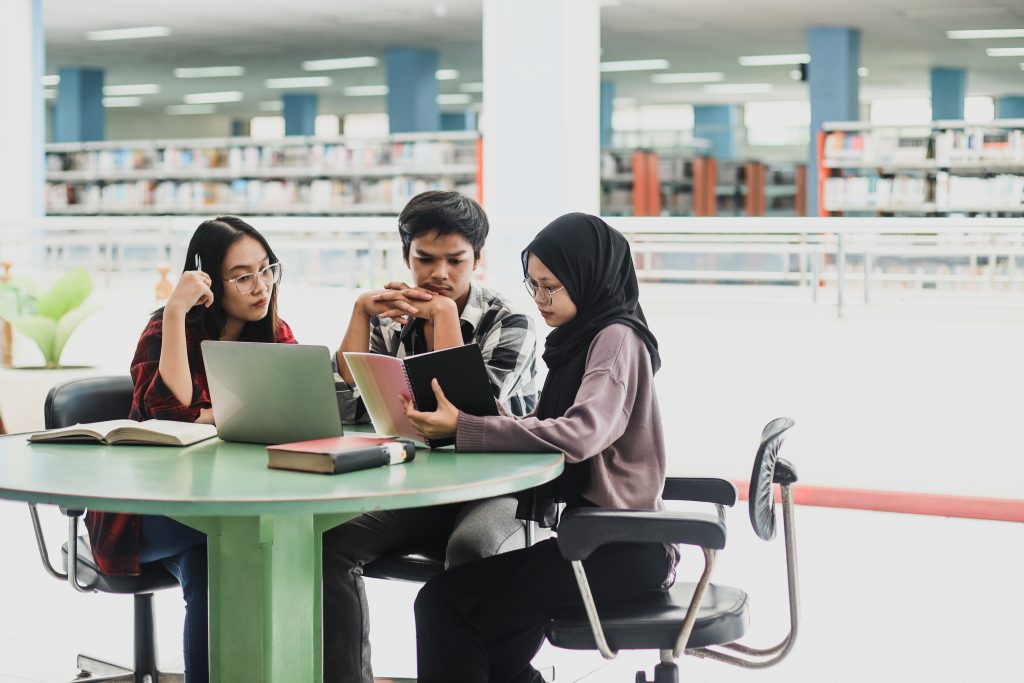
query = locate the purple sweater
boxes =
[457,323,665,512]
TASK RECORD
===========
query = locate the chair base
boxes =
[73,654,183,683]
[637,662,678,683]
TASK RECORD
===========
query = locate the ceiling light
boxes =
[102,96,143,107]
[600,59,669,72]
[985,47,1024,56]
[103,83,160,96]
[184,91,243,104]
[344,85,389,96]
[437,93,471,105]
[264,77,332,89]
[946,28,1024,39]
[259,101,284,112]
[301,57,379,71]
[436,69,459,80]
[858,67,870,77]
[167,104,216,115]
[703,83,773,94]
[651,71,724,84]
[739,53,810,66]
[460,82,484,93]
[174,66,246,78]
[86,26,170,41]
[41,74,60,86]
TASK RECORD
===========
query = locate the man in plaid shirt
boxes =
[323,191,539,682]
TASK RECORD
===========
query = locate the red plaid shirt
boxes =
[84,314,297,575]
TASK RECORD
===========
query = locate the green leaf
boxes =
[11,315,57,365]
[52,301,103,367]
[36,268,92,321]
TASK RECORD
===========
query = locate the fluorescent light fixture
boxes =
[166,104,216,115]
[437,93,471,105]
[43,89,56,99]
[41,74,60,86]
[600,59,669,72]
[102,96,143,107]
[858,67,870,77]
[301,56,379,71]
[86,26,170,41]
[985,47,1024,56]
[738,53,810,66]
[259,100,284,112]
[184,91,243,104]
[174,66,246,78]
[460,82,484,93]
[436,69,459,80]
[946,28,1024,39]
[265,76,332,89]
[703,83,773,94]
[103,83,160,96]
[344,85,389,96]
[651,71,724,84]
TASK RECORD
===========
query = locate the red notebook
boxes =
[266,435,415,474]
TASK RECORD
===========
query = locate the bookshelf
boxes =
[712,160,805,217]
[600,142,710,217]
[818,119,1024,216]
[45,132,481,215]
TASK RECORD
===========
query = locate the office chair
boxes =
[546,417,800,683]
[28,375,182,683]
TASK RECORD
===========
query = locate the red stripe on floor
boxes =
[733,481,1024,523]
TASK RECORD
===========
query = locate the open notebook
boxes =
[343,343,498,448]
[29,419,218,446]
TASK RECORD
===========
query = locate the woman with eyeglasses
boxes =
[84,216,294,683]
[403,213,677,683]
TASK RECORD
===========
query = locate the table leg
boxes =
[176,512,357,683]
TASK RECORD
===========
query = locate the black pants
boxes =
[414,537,674,683]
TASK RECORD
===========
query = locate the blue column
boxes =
[600,80,615,148]
[931,68,966,120]
[230,119,247,137]
[54,67,104,142]
[694,105,738,159]
[282,94,317,137]
[440,111,477,131]
[807,27,861,215]
[386,48,439,133]
[997,96,1024,119]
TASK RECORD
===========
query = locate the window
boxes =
[250,116,285,140]
[612,104,695,131]
[744,101,809,146]
[342,112,390,138]
[315,114,341,138]
[870,98,932,125]
[964,96,995,124]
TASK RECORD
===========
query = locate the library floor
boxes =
[2,282,1023,682]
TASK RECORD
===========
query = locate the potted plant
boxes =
[0,267,102,369]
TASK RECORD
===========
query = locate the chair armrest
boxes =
[556,508,726,561]
[663,477,738,506]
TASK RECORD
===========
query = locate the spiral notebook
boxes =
[343,343,498,448]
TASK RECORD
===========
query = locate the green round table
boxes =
[0,427,563,682]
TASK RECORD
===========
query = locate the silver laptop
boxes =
[201,340,343,444]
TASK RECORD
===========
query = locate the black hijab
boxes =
[518,213,661,524]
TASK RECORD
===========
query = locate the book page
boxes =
[343,352,421,442]
[133,420,218,445]
[29,419,139,442]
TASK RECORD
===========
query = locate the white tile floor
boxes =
[2,281,1023,682]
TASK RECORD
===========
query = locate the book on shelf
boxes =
[28,419,218,446]
[267,435,415,474]
[343,343,498,448]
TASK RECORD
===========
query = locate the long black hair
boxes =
[163,216,282,342]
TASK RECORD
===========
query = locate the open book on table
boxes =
[28,419,218,446]
[343,343,499,448]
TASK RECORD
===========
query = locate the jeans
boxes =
[139,515,208,683]
[321,495,526,683]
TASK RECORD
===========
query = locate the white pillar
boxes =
[0,0,45,221]
[482,0,600,221]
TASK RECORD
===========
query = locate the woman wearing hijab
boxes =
[402,212,678,683]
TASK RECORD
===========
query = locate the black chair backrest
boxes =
[748,417,796,541]
[44,376,135,429]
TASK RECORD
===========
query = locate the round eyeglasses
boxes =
[225,262,282,295]
[523,278,565,307]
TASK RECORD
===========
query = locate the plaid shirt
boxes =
[85,315,297,576]
[338,282,538,420]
